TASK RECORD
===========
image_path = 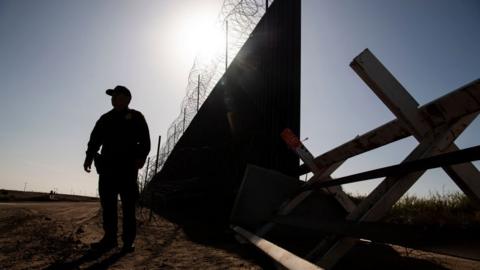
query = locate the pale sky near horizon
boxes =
[0,0,479,198]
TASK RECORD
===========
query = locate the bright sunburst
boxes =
[177,12,225,64]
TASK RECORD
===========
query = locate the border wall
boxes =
[143,0,301,232]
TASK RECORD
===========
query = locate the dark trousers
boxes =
[98,172,139,245]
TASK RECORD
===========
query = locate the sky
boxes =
[0,0,479,197]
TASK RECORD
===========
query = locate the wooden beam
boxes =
[256,132,355,237]
[421,79,480,127]
[307,145,480,190]
[350,49,430,138]
[232,226,323,270]
[350,50,480,204]
[274,216,480,260]
[255,162,351,237]
[443,144,480,205]
[280,129,356,213]
[314,49,480,269]
[298,78,480,175]
[316,121,463,268]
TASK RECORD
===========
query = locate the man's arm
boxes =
[135,112,151,169]
[84,117,104,172]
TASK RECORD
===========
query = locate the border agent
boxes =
[84,85,150,253]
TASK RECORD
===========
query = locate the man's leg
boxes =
[98,174,118,244]
[120,175,139,250]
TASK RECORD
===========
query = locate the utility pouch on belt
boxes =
[94,153,106,175]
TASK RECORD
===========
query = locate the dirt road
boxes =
[0,202,264,269]
[1,202,479,270]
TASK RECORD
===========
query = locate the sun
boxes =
[177,13,225,64]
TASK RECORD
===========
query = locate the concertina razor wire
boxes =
[140,0,274,185]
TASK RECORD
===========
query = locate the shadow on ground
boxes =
[44,248,126,270]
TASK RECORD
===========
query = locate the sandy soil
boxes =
[0,189,98,202]
[1,202,479,270]
[391,245,480,270]
[0,202,264,270]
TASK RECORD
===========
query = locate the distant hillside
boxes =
[0,189,98,202]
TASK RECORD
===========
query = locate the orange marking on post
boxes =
[281,128,302,150]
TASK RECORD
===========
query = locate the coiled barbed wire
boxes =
[140,0,273,185]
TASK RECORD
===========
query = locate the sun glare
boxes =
[177,13,225,63]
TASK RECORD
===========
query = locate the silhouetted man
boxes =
[84,85,150,253]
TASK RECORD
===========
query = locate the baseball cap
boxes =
[106,85,131,99]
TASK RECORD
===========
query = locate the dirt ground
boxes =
[0,202,479,270]
[0,202,265,270]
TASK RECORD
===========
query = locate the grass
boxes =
[349,192,480,226]
[386,192,480,226]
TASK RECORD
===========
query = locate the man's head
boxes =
[106,85,131,111]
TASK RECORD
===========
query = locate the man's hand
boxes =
[135,159,146,169]
[84,159,92,173]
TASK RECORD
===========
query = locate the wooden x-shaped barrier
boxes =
[255,49,480,269]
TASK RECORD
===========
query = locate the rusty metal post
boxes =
[154,135,161,174]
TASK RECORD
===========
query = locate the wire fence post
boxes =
[167,137,170,154]
[174,125,177,144]
[144,157,150,189]
[183,107,186,133]
[154,135,161,174]
[197,75,200,112]
[225,20,229,72]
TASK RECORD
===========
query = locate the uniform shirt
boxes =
[86,108,150,173]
